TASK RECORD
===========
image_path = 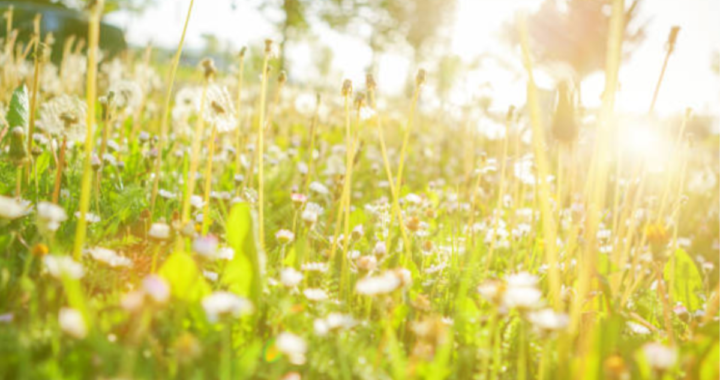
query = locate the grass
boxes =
[0,1,718,379]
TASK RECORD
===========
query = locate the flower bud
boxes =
[341,79,352,97]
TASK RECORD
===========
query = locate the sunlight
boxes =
[619,121,672,169]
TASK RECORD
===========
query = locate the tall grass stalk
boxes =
[180,82,208,225]
[571,0,624,338]
[72,0,103,260]
[26,15,42,184]
[201,126,218,234]
[149,0,196,214]
[302,94,321,195]
[234,47,246,194]
[256,40,273,253]
[329,81,353,261]
[518,16,562,309]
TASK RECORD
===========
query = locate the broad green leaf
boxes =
[159,252,210,302]
[282,246,297,267]
[223,203,264,304]
[664,249,704,312]
[7,85,29,129]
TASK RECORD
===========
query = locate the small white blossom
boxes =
[280,268,303,287]
[276,332,307,365]
[59,308,87,339]
[37,202,67,232]
[201,292,253,322]
[44,256,84,279]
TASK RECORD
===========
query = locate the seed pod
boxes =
[8,127,29,165]
[415,69,426,86]
[91,154,102,171]
[505,105,516,122]
[264,39,274,55]
[551,81,578,144]
[341,79,352,97]
[354,93,366,109]
[365,73,376,91]
[239,46,247,59]
[200,58,216,81]
[278,70,287,85]
[667,26,680,52]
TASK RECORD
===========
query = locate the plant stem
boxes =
[181,82,208,225]
[72,0,103,260]
[149,0,196,214]
[201,126,218,234]
[257,46,271,254]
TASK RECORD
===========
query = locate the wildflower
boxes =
[356,255,377,272]
[203,270,219,282]
[351,225,364,241]
[59,308,87,339]
[74,211,100,223]
[109,80,143,114]
[38,95,87,142]
[281,268,303,287]
[37,202,67,232]
[314,313,355,336]
[0,195,31,220]
[192,235,219,259]
[44,255,84,279]
[86,247,132,268]
[356,272,401,295]
[303,288,329,301]
[301,203,323,226]
[502,272,542,310]
[291,193,307,206]
[32,243,49,257]
[143,275,170,304]
[626,321,651,335]
[201,291,253,322]
[216,247,235,260]
[302,262,329,273]
[276,229,295,245]
[372,241,387,257]
[477,279,505,305]
[309,181,329,195]
[148,222,171,240]
[276,332,307,365]
[205,85,237,132]
[527,309,569,331]
[604,355,627,378]
[121,290,145,312]
[175,332,202,363]
[641,343,677,371]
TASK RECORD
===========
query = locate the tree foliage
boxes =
[505,0,647,81]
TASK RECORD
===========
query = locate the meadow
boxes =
[0,1,718,379]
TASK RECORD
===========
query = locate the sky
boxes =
[106,0,720,117]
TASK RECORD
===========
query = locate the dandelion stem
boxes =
[72,0,103,260]
[518,15,562,310]
[181,82,208,225]
[149,0,195,215]
[257,43,271,254]
[201,126,218,235]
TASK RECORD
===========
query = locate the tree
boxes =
[504,0,647,103]
[24,0,156,14]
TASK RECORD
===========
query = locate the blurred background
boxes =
[3,0,720,121]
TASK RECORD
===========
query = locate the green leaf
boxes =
[7,85,29,129]
[159,252,210,302]
[223,203,264,304]
[664,249,704,312]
